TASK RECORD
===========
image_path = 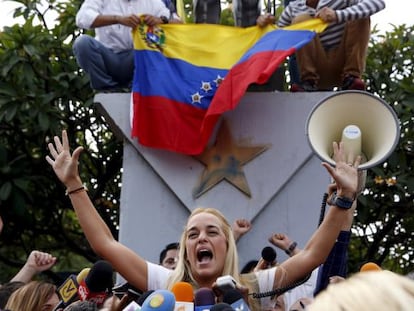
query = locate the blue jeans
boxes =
[73,35,134,90]
[313,230,351,296]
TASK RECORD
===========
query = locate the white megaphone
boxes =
[306,90,400,170]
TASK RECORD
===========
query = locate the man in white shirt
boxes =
[73,0,177,91]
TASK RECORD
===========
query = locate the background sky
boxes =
[0,0,412,31]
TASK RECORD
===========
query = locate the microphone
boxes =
[137,290,156,306]
[140,290,176,311]
[194,287,216,311]
[261,246,276,268]
[121,291,154,311]
[171,282,194,311]
[53,268,90,310]
[112,282,142,300]
[77,268,91,283]
[78,260,114,307]
[360,262,382,272]
[210,302,235,311]
[223,289,251,311]
[53,269,89,311]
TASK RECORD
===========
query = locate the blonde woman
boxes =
[46,130,360,310]
[5,280,59,311]
[308,270,414,311]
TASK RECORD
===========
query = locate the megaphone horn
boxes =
[306,90,400,170]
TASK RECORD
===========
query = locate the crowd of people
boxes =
[41,128,363,311]
[2,0,412,310]
[1,129,413,310]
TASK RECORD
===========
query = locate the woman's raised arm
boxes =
[274,141,360,288]
[46,130,149,291]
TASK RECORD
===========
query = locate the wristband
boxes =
[329,191,354,209]
[65,185,88,196]
[285,241,297,256]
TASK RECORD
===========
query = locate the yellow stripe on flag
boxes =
[132,18,327,69]
[133,24,271,69]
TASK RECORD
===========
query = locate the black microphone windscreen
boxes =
[222,289,243,305]
[137,290,155,306]
[210,302,235,311]
[194,287,215,306]
[261,246,276,263]
[85,260,113,292]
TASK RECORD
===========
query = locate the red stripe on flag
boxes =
[132,92,208,154]
[199,49,294,146]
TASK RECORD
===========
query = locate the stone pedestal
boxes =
[95,91,334,276]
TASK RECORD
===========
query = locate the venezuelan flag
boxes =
[131,19,327,155]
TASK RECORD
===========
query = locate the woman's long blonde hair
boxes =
[5,280,57,311]
[166,207,241,290]
[165,207,263,311]
[308,270,414,311]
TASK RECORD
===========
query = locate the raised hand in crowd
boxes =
[232,218,252,242]
[269,233,300,257]
[10,250,57,283]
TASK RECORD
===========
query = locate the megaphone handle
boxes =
[317,193,329,228]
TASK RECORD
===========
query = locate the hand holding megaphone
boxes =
[322,141,361,204]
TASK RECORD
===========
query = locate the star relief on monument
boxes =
[192,119,270,199]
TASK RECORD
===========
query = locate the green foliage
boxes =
[220,7,235,26]
[0,0,122,283]
[348,25,414,275]
[181,0,194,23]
